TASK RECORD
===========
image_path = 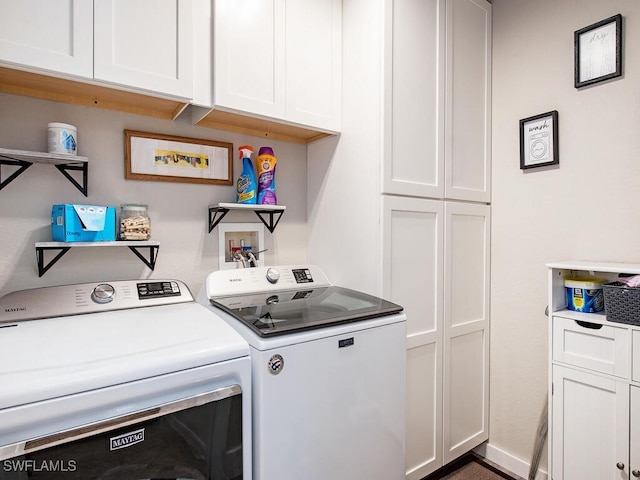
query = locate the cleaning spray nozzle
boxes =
[239,145,254,159]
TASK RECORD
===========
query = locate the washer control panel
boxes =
[205,265,330,298]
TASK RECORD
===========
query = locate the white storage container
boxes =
[47,122,77,155]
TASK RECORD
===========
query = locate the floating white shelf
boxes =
[0,147,89,196]
[35,241,160,277]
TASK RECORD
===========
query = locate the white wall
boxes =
[0,93,308,297]
[491,0,640,474]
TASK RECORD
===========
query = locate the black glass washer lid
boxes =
[211,286,403,337]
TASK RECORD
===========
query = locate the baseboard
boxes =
[474,442,548,480]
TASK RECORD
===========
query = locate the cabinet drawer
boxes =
[634,331,640,383]
[553,316,630,378]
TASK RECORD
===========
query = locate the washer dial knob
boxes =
[266,268,280,284]
[91,284,115,304]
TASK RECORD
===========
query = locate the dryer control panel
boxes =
[0,279,193,323]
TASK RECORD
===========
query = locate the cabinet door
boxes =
[94,0,193,99]
[633,331,640,383]
[214,0,286,119]
[443,201,490,464]
[632,386,640,479]
[381,196,444,480]
[0,0,92,78]
[285,0,341,132]
[444,0,491,202]
[552,365,630,480]
[383,0,444,198]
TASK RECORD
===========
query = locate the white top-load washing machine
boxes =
[198,265,407,480]
[0,279,251,480]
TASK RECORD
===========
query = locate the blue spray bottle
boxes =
[236,145,257,204]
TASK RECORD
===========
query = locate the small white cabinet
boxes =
[212,0,341,132]
[383,0,491,202]
[0,0,194,100]
[548,261,640,480]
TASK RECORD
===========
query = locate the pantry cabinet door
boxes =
[442,201,490,464]
[381,196,444,480]
[214,0,286,119]
[444,0,491,202]
[94,0,193,99]
[383,0,445,198]
[0,0,92,78]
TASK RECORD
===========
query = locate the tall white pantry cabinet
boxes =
[307,0,491,479]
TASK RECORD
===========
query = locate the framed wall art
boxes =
[124,130,233,185]
[574,14,623,88]
[519,110,559,170]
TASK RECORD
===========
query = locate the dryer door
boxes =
[1,386,243,480]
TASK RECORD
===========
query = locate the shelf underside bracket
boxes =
[55,162,88,196]
[0,155,88,196]
[208,207,231,232]
[254,210,285,233]
[0,157,32,191]
[36,246,71,277]
[128,244,159,270]
[36,243,159,276]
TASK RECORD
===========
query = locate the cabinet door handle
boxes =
[632,469,640,478]
[616,462,625,470]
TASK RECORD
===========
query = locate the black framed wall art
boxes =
[519,111,559,170]
[574,14,623,88]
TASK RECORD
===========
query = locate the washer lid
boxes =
[0,302,249,409]
[211,285,404,337]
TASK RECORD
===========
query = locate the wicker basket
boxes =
[602,281,640,326]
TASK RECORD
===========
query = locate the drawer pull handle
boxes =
[575,320,603,330]
[632,469,640,478]
[616,462,625,470]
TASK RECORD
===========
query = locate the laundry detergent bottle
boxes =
[236,145,257,204]
[257,146,277,205]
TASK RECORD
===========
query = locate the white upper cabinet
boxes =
[213,0,285,119]
[284,0,341,131]
[213,0,341,132]
[94,0,193,99]
[0,0,194,100]
[384,0,491,202]
[384,0,444,199]
[0,0,93,78]
[445,0,491,202]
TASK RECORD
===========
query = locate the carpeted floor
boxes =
[425,454,524,480]
[437,460,513,480]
